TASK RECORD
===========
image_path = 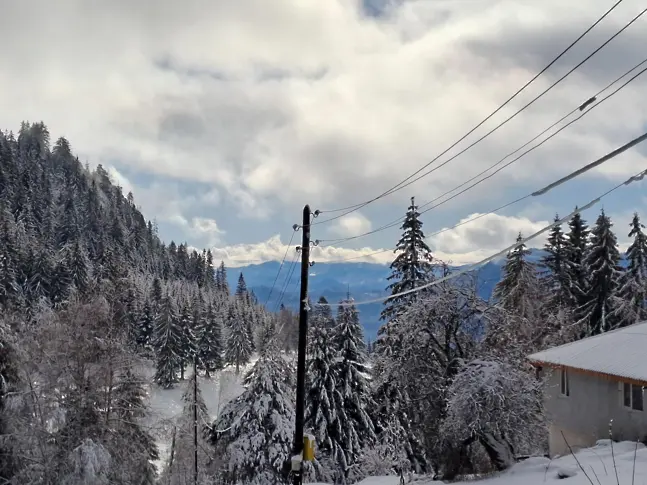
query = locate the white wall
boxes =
[542,368,647,456]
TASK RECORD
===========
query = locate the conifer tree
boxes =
[577,209,622,336]
[563,210,590,313]
[235,272,247,298]
[177,302,197,380]
[305,311,345,482]
[225,303,252,374]
[153,295,183,388]
[332,297,377,479]
[216,261,229,294]
[541,214,569,306]
[112,367,159,484]
[493,233,542,320]
[614,213,647,326]
[137,300,156,350]
[381,197,434,322]
[196,303,224,377]
[211,334,294,485]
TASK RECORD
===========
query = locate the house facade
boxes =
[528,322,647,457]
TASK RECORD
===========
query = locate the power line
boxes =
[316,167,647,307]
[264,228,297,307]
[273,252,300,312]
[317,58,647,246]
[312,2,644,225]
[318,130,647,263]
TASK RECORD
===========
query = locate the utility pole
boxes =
[292,204,311,485]
[193,358,198,485]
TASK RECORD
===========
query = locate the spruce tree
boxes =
[380,197,434,322]
[112,367,159,485]
[177,302,197,380]
[493,233,542,320]
[137,300,156,350]
[216,261,229,294]
[563,210,590,313]
[153,295,183,388]
[305,312,345,482]
[235,272,247,298]
[196,303,224,377]
[211,339,294,485]
[312,296,335,329]
[332,297,376,478]
[225,303,253,374]
[577,209,622,336]
[541,214,569,306]
[614,213,647,326]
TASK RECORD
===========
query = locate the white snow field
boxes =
[333,440,647,485]
[139,358,256,473]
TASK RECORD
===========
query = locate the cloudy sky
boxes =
[1,0,646,267]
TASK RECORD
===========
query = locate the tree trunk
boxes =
[479,433,515,471]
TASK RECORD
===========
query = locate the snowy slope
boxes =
[355,440,647,485]
[139,358,257,473]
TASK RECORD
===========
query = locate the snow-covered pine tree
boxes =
[311,296,335,329]
[577,209,622,336]
[563,210,590,314]
[111,367,159,484]
[215,261,229,294]
[196,302,224,377]
[541,214,569,306]
[136,299,156,351]
[493,233,541,317]
[161,366,210,485]
[224,302,252,374]
[304,307,345,482]
[380,197,434,322]
[177,301,197,380]
[613,213,647,327]
[210,327,295,485]
[332,296,377,480]
[235,272,247,298]
[491,233,544,355]
[153,294,183,388]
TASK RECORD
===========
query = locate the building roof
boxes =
[528,321,647,383]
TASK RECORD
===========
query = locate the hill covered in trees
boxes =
[0,122,300,484]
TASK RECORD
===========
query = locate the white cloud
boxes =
[187,217,224,246]
[429,212,550,264]
[329,213,373,238]
[1,0,645,225]
[211,234,394,267]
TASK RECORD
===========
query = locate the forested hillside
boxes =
[0,122,299,484]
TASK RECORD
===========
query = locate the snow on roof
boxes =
[528,321,647,382]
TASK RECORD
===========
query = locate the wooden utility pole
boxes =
[292,205,311,485]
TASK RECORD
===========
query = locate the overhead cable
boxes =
[312,3,644,225]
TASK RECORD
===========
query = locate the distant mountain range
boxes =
[227,249,551,339]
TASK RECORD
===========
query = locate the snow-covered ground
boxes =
[139,358,257,472]
[347,440,647,485]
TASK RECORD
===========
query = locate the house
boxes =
[528,322,647,457]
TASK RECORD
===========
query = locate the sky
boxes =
[1,0,646,267]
